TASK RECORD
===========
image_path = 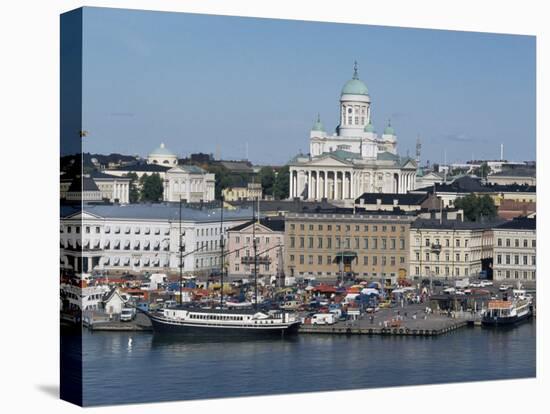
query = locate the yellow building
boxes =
[284,209,415,283]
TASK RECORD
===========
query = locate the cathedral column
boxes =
[288,170,294,199]
[350,172,355,199]
[315,171,320,200]
[307,170,312,199]
[324,171,328,199]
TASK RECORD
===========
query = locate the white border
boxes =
[1,1,547,413]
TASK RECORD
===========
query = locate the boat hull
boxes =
[481,308,533,326]
[148,313,301,337]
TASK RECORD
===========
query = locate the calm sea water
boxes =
[80,321,536,406]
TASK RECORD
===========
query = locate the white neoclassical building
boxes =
[164,165,216,202]
[60,203,252,275]
[289,63,417,201]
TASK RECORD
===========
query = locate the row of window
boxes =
[189,314,245,321]
[417,237,470,248]
[496,254,536,266]
[496,238,536,248]
[414,266,471,277]
[496,270,536,280]
[63,239,169,252]
[233,263,272,272]
[61,225,170,236]
[290,236,406,250]
[289,254,405,266]
[295,271,396,278]
[290,223,406,233]
[414,251,474,263]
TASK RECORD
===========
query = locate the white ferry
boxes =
[482,289,534,326]
[147,307,301,337]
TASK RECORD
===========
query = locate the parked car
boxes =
[311,313,337,325]
[120,307,136,322]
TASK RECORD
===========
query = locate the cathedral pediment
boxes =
[308,154,354,166]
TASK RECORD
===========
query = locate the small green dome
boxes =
[383,120,395,136]
[341,62,369,96]
[150,142,176,157]
[364,120,375,132]
[311,114,325,132]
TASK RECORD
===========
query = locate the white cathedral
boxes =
[289,63,417,201]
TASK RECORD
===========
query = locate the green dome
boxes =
[341,62,369,96]
[341,79,369,96]
[311,114,325,132]
[383,120,395,136]
[364,120,375,132]
[150,142,176,157]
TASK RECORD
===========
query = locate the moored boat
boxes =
[147,306,300,337]
[482,290,533,326]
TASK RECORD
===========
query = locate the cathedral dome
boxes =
[383,120,395,136]
[364,120,375,133]
[341,62,369,96]
[311,114,325,132]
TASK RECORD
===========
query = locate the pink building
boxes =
[226,218,285,280]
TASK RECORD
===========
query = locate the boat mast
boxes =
[179,197,183,306]
[219,195,224,309]
[253,197,258,309]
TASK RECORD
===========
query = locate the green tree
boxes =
[454,194,497,221]
[258,167,276,196]
[273,165,290,200]
[474,162,491,179]
[140,173,164,202]
[205,164,232,199]
[124,172,140,203]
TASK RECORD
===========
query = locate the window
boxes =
[425,238,430,247]
[415,252,420,261]
[318,237,323,249]
[327,255,332,264]
[456,239,460,247]
[290,224,295,231]
[465,239,468,248]
[514,255,519,265]
[445,239,450,247]
[532,239,536,248]
[445,253,450,262]
[382,225,387,232]
[372,256,378,266]
[363,256,368,265]
[364,238,369,249]
[290,255,295,262]
[532,256,536,265]
[300,224,305,231]
[308,237,313,248]
[515,239,519,248]
[506,239,510,247]
[327,237,332,249]
[400,256,405,264]
[290,237,295,248]
[399,239,405,250]
[300,237,304,248]
[85,227,90,234]
[382,256,387,266]
[372,238,378,249]
[523,239,528,248]
[505,255,511,265]
[390,239,396,250]
[497,238,502,247]
[355,237,360,249]
[390,256,396,266]
[465,253,469,262]
[391,226,396,232]
[523,255,528,265]
[381,239,387,250]
[415,266,420,275]
[299,255,304,264]
[318,255,323,265]
[455,253,460,262]
[308,255,313,265]
[497,255,502,265]
[318,225,323,231]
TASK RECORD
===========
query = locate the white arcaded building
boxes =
[60,203,252,275]
[289,63,417,201]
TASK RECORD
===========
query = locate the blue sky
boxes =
[80,7,535,165]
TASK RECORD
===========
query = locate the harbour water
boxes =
[80,321,535,406]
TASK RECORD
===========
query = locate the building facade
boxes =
[226,218,285,281]
[492,216,536,281]
[284,210,415,282]
[164,165,215,202]
[222,182,263,201]
[61,172,131,204]
[60,204,252,275]
[289,63,417,201]
[409,219,495,280]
